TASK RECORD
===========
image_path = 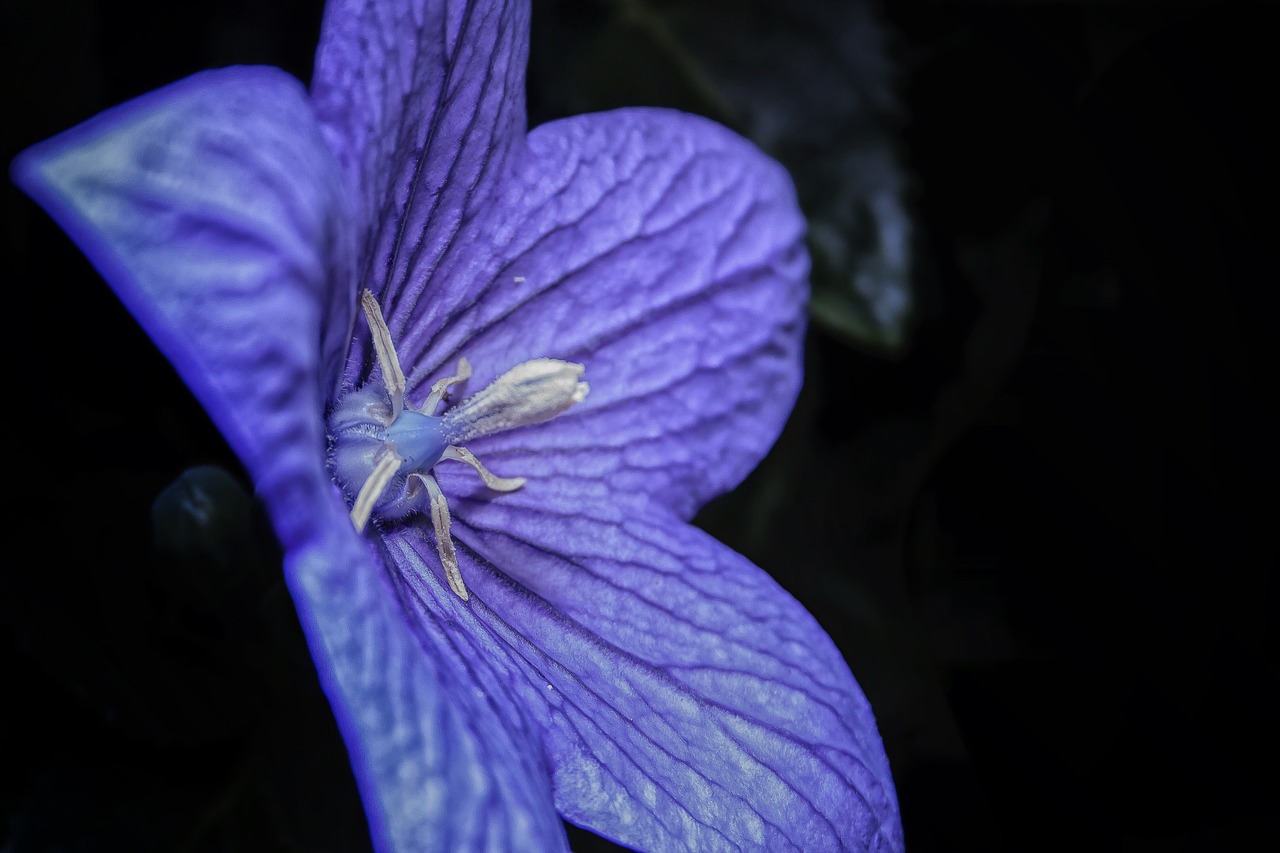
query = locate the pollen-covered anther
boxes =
[415,472,466,600]
[361,289,406,420]
[331,290,588,600]
[350,450,403,533]
[442,446,526,491]
[421,356,471,414]
[440,358,589,444]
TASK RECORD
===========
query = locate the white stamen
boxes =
[350,451,402,533]
[444,359,589,444]
[416,473,468,600]
[421,356,472,414]
[362,289,407,420]
[442,446,526,492]
[338,293,590,603]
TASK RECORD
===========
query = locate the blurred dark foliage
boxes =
[4,1,1274,850]
[530,0,914,353]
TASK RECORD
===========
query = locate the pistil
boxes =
[329,290,588,600]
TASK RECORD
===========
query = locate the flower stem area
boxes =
[6,1,1273,850]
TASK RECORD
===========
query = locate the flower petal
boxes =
[400,108,809,518]
[290,500,568,853]
[384,494,902,852]
[311,0,530,340]
[11,66,354,550]
[13,67,570,852]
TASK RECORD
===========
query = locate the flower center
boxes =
[327,290,588,600]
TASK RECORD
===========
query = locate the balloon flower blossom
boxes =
[13,0,902,849]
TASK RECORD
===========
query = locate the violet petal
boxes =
[311,0,530,345]
[12,66,352,550]
[382,495,903,851]
[405,108,809,519]
[291,511,568,852]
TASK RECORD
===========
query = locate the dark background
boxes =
[4,1,1274,850]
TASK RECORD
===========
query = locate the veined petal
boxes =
[386,494,902,852]
[289,495,568,853]
[13,66,570,852]
[11,66,355,550]
[311,0,530,344]
[399,108,809,518]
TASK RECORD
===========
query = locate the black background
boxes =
[4,1,1275,850]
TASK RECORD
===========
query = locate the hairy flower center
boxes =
[327,290,588,600]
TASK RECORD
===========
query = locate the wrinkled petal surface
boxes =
[381,487,902,851]
[12,69,568,853]
[12,67,351,550]
[405,109,809,519]
[312,0,529,339]
[292,498,568,853]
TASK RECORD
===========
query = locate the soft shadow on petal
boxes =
[404,108,809,519]
[11,66,354,551]
[384,494,902,852]
[289,495,569,853]
[312,0,530,347]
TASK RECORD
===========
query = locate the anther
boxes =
[422,357,472,414]
[416,473,466,600]
[351,451,402,533]
[361,290,406,420]
[442,446,526,491]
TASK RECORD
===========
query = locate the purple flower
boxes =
[13,0,901,849]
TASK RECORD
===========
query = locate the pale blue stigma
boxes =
[384,409,449,471]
